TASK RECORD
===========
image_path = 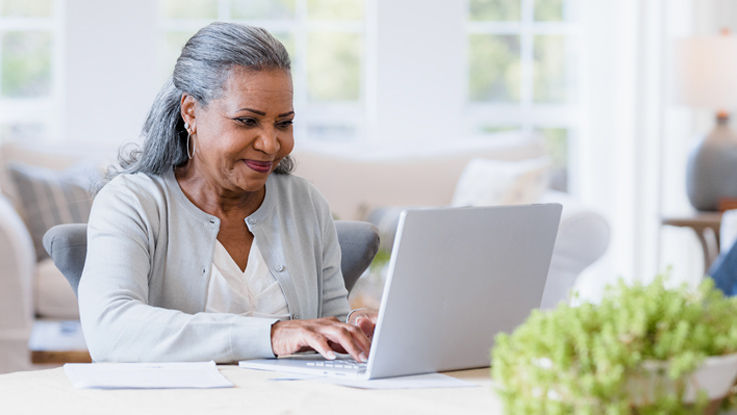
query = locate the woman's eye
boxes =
[236,117,258,127]
[277,120,294,129]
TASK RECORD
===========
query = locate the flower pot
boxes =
[627,353,737,408]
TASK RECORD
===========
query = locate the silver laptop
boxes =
[240,204,562,379]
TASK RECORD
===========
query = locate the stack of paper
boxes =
[64,361,233,389]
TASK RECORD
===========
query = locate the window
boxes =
[158,0,367,142]
[0,0,62,142]
[466,0,579,190]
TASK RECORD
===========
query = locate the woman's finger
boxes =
[304,331,337,360]
[355,316,376,338]
[323,324,369,362]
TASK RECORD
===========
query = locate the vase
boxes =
[627,352,737,412]
[686,114,737,211]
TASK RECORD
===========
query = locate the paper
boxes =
[64,361,233,389]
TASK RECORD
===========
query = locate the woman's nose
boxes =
[254,129,280,154]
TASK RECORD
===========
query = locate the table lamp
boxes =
[673,30,737,211]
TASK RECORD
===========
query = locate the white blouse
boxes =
[205,240,290,319]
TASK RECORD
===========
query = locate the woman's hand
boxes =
[347,308,378,339]
[270,317,371,362]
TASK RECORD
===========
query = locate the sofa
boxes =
[0,134,610,373]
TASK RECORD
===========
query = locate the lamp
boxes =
[673,30,737,211]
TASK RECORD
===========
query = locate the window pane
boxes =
[533,35,571,103]
[469,0,520,22]
[272,32,295,62]
[534,0,576,22]
[231,0,295,20]
[537,127,568,191]
[1,0,53,17]
[160,31,197,79]
[160,0,218,19]
[307,32,361,102]
[0,122,46,141]
[2,31,52,98]
[307,0,363,21]
[468,34,520,102]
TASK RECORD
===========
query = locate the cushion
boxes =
[451,157,551,207]
[34,258,79,319]
[7,162,99,262]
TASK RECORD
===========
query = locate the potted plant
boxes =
[491,275,737,414]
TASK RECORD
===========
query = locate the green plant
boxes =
[491,274,737,414]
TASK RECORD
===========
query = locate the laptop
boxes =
[240,204,562,379]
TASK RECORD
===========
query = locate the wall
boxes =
[62,0,158,149]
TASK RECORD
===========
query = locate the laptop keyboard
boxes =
[305,358,367,372]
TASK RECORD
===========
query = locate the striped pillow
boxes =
[8,163,98,262]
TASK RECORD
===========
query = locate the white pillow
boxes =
[451,157,551,207]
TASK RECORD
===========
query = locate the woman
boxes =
[79,22,375,363]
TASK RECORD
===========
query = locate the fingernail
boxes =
[359,353,367,362]
[326,351,336,360]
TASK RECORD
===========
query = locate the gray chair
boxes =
[43,220,379,297]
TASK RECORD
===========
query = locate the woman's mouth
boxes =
[244,159,273,173]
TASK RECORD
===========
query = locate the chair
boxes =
[42,220,379,297]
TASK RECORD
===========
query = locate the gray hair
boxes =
[111,22,294,180]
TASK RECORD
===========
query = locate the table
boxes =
[0,365,503,414]
[662,212,722,274]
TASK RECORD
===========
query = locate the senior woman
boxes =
[79,22,374,363]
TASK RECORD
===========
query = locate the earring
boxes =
[186,131,196,159]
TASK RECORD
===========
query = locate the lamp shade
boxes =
[673,35,737,110]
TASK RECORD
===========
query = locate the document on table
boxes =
[64,361,233,389]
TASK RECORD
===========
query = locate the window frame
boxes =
[0,0,64,143]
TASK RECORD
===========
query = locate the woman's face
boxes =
[182,67,294,194]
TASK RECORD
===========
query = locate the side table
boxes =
[661,212,722,275]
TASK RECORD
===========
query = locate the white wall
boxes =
[370,0,465,145]
[63,0,158,148]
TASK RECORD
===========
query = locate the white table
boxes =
[0,365,503,414]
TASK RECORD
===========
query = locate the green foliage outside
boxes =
[492,275,737,414]
[160,0,218,19]
[2,31,51,98]
[231,0,295,20]
[1,0,52,17]
[469,0,520,21]
[469,34,520,102]
[307,31,361,102]
[307,0,363,20]
[534,0,565,22]
[533,34,568,103]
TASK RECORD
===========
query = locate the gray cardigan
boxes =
[78,169,350,362]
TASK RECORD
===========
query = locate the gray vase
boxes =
[686,114,737,211]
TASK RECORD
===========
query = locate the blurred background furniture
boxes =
[662,212,723,274]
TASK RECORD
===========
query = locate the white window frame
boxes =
[463,0,581,190]
[0,0,65,143]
